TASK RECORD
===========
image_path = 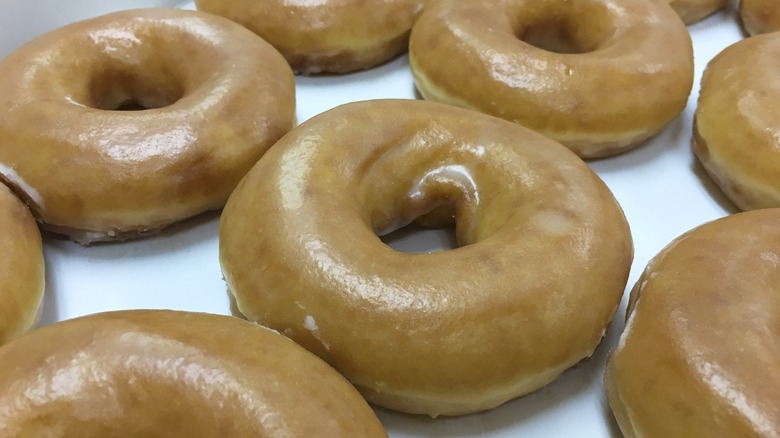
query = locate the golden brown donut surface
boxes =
[668,0,729,24]
[0,8,295,244]
[408,0,694,158]
[605,209,780,438]
[195,0,425,74]
[0,310,388,437]
[693,34,780,210]
[220,99,634,417]
[741,0,780,35]
[0,183,44,346]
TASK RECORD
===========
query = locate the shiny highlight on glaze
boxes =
[0,8,296,243]
[220,99,633,417]
[409,0,694,158]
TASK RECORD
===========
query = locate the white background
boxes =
[0,1,745,436]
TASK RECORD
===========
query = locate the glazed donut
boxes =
[667,0,729,24]
[694,33,780,210]
[408,0,694,158]
[0,310,388,437]
[605,209,780,437]
[741,0,780,35]
[195,0,425,75]
[220,99,634,417]
[0,183,44,345]
[0,8,295,244]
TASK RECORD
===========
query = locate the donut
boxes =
[0,183,44,345]
[668,0,729,24]
[194,0,425,75]
[219,99,634,417]
[604,209,780,437]
[0,8,295,244]
[693,33,780,211]
[741,0,780,35]
[0,310,388,437]
[408,0,694,159]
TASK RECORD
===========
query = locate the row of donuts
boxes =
[0,6,591,436]
[605,1,780,436]
[192,0,776,163]
[171,0,780,435]
[0,8,389,436]
[0,0,771,247]
[0,1,776,437]
[0,0,625,432]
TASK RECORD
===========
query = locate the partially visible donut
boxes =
[409,0,694,158]
[605,209,780,437]
[0,310,388,437]
[0,8,296,243]
[741,0,780,35]
[0,183,44,345]
[220,99,634,417]
[694,33,780,210]
[668,0,729,24]
[195,0,425,74]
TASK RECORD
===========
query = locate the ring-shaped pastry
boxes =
[0,8,296,243]
[409,0,694,158]
[605,209,780,437]
[0,310,388,437]
[195,0,425,74]
[694,33,780,210]
[0,183,44,345]
[668,0,729,24]
[741,0,780,35]
[220,99,633,416]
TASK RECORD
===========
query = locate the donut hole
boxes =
[380,222,458,254]
[88,69,185,111]
[519,19,585,54]
[514,3,617,54]
[377,201,463,253]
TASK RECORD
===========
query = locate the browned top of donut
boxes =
[606,209,780,437]
[0,310,388,437]
[0,8,295,242]
[221,99,633,416]
[409,0,693,158]
[0,183,44,345]
[693,33,780,211]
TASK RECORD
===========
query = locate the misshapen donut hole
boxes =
[87,68,185,111]
[512,1,617,54]
[519,18,586,54]
[380,205,459,253]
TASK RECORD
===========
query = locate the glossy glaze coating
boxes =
[741,0,780,35]
[408,0,694,158]
[195,0,425,74]
[0,310,388,437]
[0,8,295,243]
[220,99,633,417]
[0,183,44,345]
[605,209,780,438]
[694,34,780,210]
[668,0,729,24]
